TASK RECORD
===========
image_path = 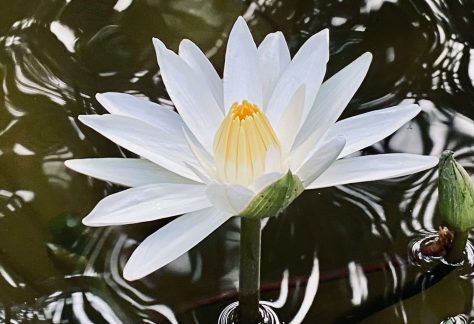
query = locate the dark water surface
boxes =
[1,0,474,323]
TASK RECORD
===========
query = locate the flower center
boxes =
[213,100,281,186]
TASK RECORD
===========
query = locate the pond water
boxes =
[1,0,474,323]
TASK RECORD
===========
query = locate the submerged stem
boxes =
[239,218,262,323]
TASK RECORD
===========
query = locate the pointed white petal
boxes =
[307,154,438,189]
[153,38,223,152]
[258,31,291,107]
[79,114,200,181]
[206,183,254,214]
[65,158,197,187]
[185,162,213,183]
[95,92,182,136]
[266,29,329,127]
[292,53,372,163]
[264,145,283,174]
[275,85,305,154]
[82,183,211,226]
[296,136,346,187]
[123,207,232,280]
[326,104,421,158]
[252,172,283,193]
[224,17,262,111]
[183,127,217,180]
[179,39,224,111]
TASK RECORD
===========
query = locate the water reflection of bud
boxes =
[419,226,454,257]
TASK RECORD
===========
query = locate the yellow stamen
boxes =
[232,100,259,120]
[213,100,281,185]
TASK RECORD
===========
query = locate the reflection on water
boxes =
[1,0,474,322]
[218,301,280,323]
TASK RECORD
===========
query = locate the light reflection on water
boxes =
[1,0,474,322]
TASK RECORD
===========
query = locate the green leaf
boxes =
[438,150,474,232]
[239,171,304,219]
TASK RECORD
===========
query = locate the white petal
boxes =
[79,114,200,181]
[183,127,217,180]
[252,172,283,193]
[123,207,232,280]
[258,31,290,107]
[185,162,213,183]
[65,158,197,187]
[179,39,224,111]
[295,136,346,187]
[292,52,372,163]
[307,154,438,189]
[266,29,329,127]
[153,38,223,152]
[224,17,262,111]
[264,145,283,174]
[275,85,305,155]
[82,183,211,226]
[326,104,421,158]
[206,183,254,215]
[95,92,182,136]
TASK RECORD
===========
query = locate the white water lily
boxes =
[65,17,437,281]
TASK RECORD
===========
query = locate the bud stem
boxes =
[239,218,262,323]
[445,230,469,264]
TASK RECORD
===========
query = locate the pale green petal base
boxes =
[239,171,304,219]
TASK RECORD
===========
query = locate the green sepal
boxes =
[239,171,304,220]
[438,150,474,232]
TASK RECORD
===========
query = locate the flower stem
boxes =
[239,217,261,324]
[445,230,469,264]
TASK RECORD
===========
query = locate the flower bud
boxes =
[438,150,474,232]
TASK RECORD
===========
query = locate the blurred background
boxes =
[0,0,474,322]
